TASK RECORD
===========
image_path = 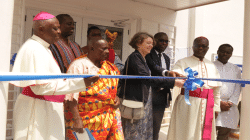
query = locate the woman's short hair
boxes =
[129,32,154,49]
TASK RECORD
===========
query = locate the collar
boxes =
[134,50,146,62]
[191,55,203,61]
[31,35,50,48]
[154,49,163,55]
[154,49,160,55]
[58,38,71,45]
[215,60,228,66]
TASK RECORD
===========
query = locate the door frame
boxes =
[82,17,131,62]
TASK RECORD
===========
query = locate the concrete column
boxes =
[240,0,250,139]
[0,0,14,139]
[187,8,196,57]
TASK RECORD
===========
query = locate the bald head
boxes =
[88,38,109,62]
[88,38,105,48]
[32,17,61,44]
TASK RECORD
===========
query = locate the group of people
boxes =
[10,11,241,140]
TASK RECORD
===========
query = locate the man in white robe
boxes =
[214,44,241,140]
[167,37,221,140]
[10,11,98,140]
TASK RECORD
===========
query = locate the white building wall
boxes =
[174,0,244,62]
[6,0,245,139]
[25,0,176,27]
[6,0,25,139]
[174,9,189,61]
[12,0,25,55]
[0,0,15,139]
[24,0,177,61]
[174,9,189,49]
[195,0,244,62]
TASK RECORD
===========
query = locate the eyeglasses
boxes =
[193,45,208,48]
[159,39,169,44]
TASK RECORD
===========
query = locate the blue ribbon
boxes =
[85,128,95,140]
[0,74,178,81]
[2,72,250,86]
[10,53,17,66]
[183,67,204,105]
[72,131,78,140]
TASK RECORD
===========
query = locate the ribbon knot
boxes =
[183,67,204,105]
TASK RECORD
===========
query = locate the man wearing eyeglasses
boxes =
[146,32,179,140]
[167,37,221,140]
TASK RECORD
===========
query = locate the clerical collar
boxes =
[31,35,50,48]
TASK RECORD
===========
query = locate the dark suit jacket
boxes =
[118,50,175,104]
[145,49,172,107]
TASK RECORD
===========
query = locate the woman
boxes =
[119,32,183,140]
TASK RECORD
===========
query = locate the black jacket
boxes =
[145,49,172,107]
[118,50,175,104]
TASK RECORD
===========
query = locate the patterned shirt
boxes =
[50,39,82,73]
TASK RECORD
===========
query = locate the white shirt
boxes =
[65,56,100,102]
[214,60,241,129]
[10,35,87,140]
[154,50,168,76]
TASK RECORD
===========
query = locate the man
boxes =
[50,14,82,73]
[167,37,221,140]
[48,14,84,138]
[10,11,98,140]
[81,26,124,72]
[65,38,124,140]
[81,26,102,54]
[214,44,241,140]
[145,32,174,140]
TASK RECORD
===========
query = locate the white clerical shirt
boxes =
[214,60,241,129]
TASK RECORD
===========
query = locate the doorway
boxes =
[88,24,124,60]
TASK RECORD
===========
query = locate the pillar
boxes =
[240,0,250,139]
[0,0,15,139]
[187,8,196,57]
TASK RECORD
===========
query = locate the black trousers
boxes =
[216,126,231,140]
[153,105,166,140]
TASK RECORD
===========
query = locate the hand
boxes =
[220,101,231,111]
[167,71,185,77]
[84,75,99,87]
[107,96,120,109]
[174,79,185,88]
[73,117,84,133]
[228,101,233,107]
[215,112,219,119]
[113,96,120,109]
[67,99,84,133]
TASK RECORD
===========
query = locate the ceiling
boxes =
[132,0,229,11]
